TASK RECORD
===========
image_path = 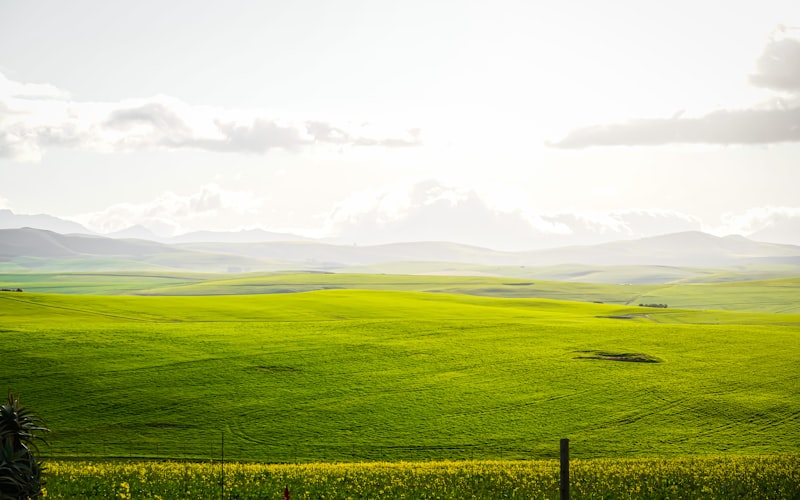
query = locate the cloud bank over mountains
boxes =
[551,30,800,148]
[2,177,781,249]
[2,178,799,248]
[68,184,264,237]
[322,180,708,249]
[720,206,800,246]
[0,73,421,162]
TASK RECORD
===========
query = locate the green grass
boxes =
[340,262,800,284]
[2,288,798,463]
[628,277,800,313]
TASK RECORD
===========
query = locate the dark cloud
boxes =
[551,33,800,149]
[105,103,192,134]
[102,106,421,154]
[749,37,800,92]
[550,105,800,148]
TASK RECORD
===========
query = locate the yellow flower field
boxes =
[42,455,799,499]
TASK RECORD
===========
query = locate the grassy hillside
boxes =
[2,290,798,462]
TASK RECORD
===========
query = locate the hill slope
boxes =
[2,291,798,461]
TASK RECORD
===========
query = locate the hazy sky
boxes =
[1,0,799,249]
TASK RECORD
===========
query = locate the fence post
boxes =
[560,438,569,500]
[221,431,225,500]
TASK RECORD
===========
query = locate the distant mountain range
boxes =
[0,209,91,235]
[2,207,799,252]
[0,210,314,245]
[1,227,799,276]
[516,231,800,267]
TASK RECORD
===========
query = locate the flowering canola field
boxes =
[44,455,799,499]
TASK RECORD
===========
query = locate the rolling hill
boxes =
[1,290,797,462]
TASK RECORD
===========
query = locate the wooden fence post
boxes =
[221,431,225,500]
[560,438,569,500]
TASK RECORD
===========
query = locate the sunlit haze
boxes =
[1,1,799,250]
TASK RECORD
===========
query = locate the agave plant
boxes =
[0,391,49,500]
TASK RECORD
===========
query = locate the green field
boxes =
[2,273,798,464]
[3,271,799,312]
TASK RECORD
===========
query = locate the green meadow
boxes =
[1,272,798,463]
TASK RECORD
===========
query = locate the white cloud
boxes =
[541,210,704,243]
[0,72,70,100]
[66,184,800,248]
[718,206,799,234]
[749,28,800,92]
[324,179,537,249]
[0,73,422,162]
[322,179,706,250]
[715,206,800,245]
[69,184,263,236]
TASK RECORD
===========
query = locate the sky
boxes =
[1,0,799,250]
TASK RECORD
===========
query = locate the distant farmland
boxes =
[2,271,799,312]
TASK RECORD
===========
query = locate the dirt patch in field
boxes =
[575,350,662,363]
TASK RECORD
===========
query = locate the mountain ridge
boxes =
[2,227,799,275]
